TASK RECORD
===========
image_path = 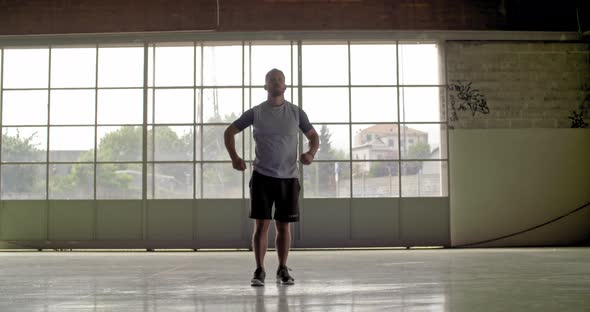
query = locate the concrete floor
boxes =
[0,248,588,311]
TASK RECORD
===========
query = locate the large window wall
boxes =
[0,41,447,200]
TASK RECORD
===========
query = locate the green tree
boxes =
[52,127,143,198]
[1,131,45,198]
[50,151,93,198]
[54,126,195,198]
[2,131,44,162]
[369,162,398,177]
[203,112,238,160]
[407,141,431,159]
[95,126,142,196]
[317,125,336,160]
[305,125,339,196]
[405,141,431,175]
[202,113,240,197]
[98,126,143,161]
[149,127,194,197]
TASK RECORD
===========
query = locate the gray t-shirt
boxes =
[232,100,314,179]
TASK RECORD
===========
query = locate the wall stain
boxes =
[568,83,590,128]
[448,80,490,122]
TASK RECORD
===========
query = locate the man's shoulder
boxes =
[252,101,266,109]
[285,101,300,112]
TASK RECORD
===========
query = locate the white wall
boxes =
[450,129,590,247]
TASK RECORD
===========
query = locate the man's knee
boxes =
[275,221,291,234]
[253,220,271,236]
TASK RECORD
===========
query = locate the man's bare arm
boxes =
[300,128,319,165]
[224,124,246,171]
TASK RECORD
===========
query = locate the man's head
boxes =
[264,68,286,97]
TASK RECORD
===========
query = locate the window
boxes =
[305,42,447,198]
[0,40,447,199]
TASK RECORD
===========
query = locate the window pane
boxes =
[292,44,299,86]
[203,88,243,123]
[147,126,193,161]
[1,164,46,199]
[149,45,201,87]
[246,45,299,87]
[351,87,397,122]
[50,90,95,125]
[244,44,250,87]
[401,161,447,197]
[96,163,142,199]
[51,47,96,88]
[97,89,143,124]
[302,161,350,198]
[148,163,193,199]
[309,124,349,160]
[2,91,48,125]
[302,44,348,86]
[350,44,396,85]
[3,48,49,88]
[148,46,154,87]
[49,163,93,199]
[203,125,240,161]
[400,87,444,122]
[203,45,242,86]
[400,124,446,160]
[250,44,293,86]
[97,47,143,87]
[196,46,202,87]
[2,127,47,162]
[352,124,399,160]
[153,45,194,87]
[399,44,439,85]
[97,126,142,162]
[49,127,94,162]
[151,89,194,124]
[302,88,348,123]
[202,163,242,198]
[352,161,399,197]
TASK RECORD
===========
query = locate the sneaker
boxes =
[276,265,295,285]
[251,267,266,286]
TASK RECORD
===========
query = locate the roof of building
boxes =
[358,124,427,136]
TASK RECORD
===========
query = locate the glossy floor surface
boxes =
[0,248,588,311]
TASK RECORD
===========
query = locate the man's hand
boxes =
[300,152,314,165]
[231,157,247,171]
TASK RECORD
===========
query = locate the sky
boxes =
[0,43,444,154]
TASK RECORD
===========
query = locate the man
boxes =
[224,68,319,286]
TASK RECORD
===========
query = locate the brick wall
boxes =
[0,0,218,35]
[0,0,582,35]
[446,42,590,129]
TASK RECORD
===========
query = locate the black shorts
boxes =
[249,170,300,223]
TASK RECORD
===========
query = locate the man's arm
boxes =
[300,128,319,165]
[224,124,246,171]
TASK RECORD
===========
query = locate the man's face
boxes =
[265,71,286,97]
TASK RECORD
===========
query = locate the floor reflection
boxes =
[0,249,587,312]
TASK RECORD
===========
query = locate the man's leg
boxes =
[253,219,271,270]
[274,177,298,285]
[275,220,291,267]
[275,220,295,284]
